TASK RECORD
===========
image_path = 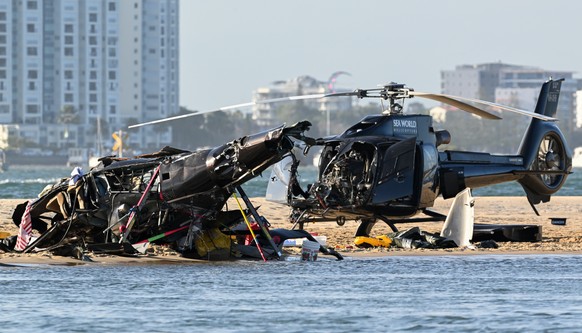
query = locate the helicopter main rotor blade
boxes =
[128,83,556,129]
[408,92,501,120]
[128,102,252,128]
[128,94,328,128]
[432,93,558,121]
[409,91,557,121]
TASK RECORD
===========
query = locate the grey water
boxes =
[1,165,581,199]
[2,167,581,332]
[1,255,582,332]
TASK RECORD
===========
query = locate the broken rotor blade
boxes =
[128,93,329,129]
[408,92,502,120]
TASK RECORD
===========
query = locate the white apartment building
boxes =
[252,74,352,129]
[0,0,179,152]
[0,1,14,124]
[441,63,577,143]
[495,68,577,139]
[441,63,526,102]
[575,91,582,129]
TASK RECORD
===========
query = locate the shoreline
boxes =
[1,196,581,265]
[2,249,582,267]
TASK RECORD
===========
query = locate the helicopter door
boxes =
[370,137,417,205]
[265,155,293,204]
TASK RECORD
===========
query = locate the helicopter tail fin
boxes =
[533,79,563,117]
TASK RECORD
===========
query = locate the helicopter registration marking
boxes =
[393,119,417,134]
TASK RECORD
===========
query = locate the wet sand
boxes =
[1,196,581,265]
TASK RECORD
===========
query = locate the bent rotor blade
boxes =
[128,93,328,129]
[409,92,501,120]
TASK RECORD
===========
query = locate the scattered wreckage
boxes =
[355,187,542,250]
[4,79,570,260]
[5,121,342,261]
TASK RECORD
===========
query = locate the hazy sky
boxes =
[179,0,582,111]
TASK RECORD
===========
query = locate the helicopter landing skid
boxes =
[357,210,447,236]
[290,208,446,237]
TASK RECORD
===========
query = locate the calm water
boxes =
[1,255,582,332]
[1,165,580,199]
[1,166,581,332]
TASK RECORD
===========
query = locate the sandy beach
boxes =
[1,196,581,265]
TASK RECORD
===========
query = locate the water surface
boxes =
[1,165,581,199]
[1,255,581,332]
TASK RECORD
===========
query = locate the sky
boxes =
[179,0,582,112]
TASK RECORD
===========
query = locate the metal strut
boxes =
[235,186,282,259]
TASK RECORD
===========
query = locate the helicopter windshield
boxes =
[342,116,382,136]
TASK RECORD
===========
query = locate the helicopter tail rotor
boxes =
[517,79,572,207]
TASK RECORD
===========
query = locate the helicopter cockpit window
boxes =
[343,120,379,136]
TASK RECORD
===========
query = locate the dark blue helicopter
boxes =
[264,79,572,236]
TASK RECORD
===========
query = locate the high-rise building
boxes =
[441,63,576,143]
[441,63,527,102]
[495,67,577,136]
[442,63,576,119]
[439,62,578,153]
[0,0,179,152]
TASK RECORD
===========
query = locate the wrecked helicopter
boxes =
[8,122,342,261]
[7,78,572,259]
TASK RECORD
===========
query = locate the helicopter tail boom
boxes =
[439,79,572,209]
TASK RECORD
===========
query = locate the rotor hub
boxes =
[544,151,560,169]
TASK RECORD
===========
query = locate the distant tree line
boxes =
[168,107,254,150]
[169,102,544,154]
[169,103,389,150]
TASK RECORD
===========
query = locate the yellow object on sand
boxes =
[354,235,392,248]
[195,228,232,258]
[0,231,11,239]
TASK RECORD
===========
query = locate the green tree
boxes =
[231,110,259,138]
[124,117,139,129]
[169,107,209,149]
[272,103,323,138]
[406,102,429,115]
[204,111,237,146]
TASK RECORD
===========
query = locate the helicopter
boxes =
[264,79,572,237]
[8,121,342,261]
[7,78,571,259]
